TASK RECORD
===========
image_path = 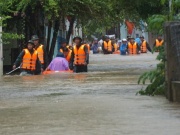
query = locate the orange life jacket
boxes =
[113,43,118,52]
[59,45,72,53]
[36,44,44,64]
[22,49,38,71]
[104,41,112,52]
[128,42,138,54]
[155,39,164,47]
[66,50,72,63]
[141,40,147,53]
[73,44,86,65]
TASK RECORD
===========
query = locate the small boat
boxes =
[43,70,73,75]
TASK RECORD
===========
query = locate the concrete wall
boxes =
[172,81,180,102]
[0,18,2,76]
[164,22,180,102]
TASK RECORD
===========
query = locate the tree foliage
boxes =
[0,0,168,40]
[137,0,180,96]
[137,46,166,96]
[0,0,176,59]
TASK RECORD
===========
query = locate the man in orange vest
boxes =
[154,35,164,48]
[70,36,89,73]
[140,36,152,53]
[31,35,48,74]
[13,40,41,76]
[102,36,114,54]
[127,37,140,55]
[59,40,72,53]
[111,38,118,53]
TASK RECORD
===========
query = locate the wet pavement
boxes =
[0,52,180,135]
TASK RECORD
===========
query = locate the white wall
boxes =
[120,24,127,39]
[120,23,149,42]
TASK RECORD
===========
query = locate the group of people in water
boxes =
[91,35,163,55]
[12,34,164,76]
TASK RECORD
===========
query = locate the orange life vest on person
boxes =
[155,39,164,47]
[104,40,112,52]
[60,45,72,53]
[141,40,147,53]
[128,42,138,54]
[73,44,86,65]
[22,49,38,71]
[66,50,72,63]
[113,43,118,52]
[36,44,44,64]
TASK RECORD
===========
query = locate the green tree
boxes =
[0,0,174,61]
[137,0,180,96]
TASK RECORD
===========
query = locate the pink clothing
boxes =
[48,57,69,71]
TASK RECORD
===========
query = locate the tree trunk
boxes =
[66,17,75,43]
[48,19,60,62]
[46,21,52,53]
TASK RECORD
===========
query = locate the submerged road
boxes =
[0,52,180,135]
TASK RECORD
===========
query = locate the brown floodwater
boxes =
[0,53,180,135]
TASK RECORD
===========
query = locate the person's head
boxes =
[31,35,39,46]
[127,36,131,41]
[56,52,64,58]
[122,39,127,44]
[129,37,135,43]
[94,38,98,44]
[73,36,82,45]
[27,40,35,50]
[118,40,122,46]
[63,48,69,58]
[104,36,109,42]
[157,35,162,40]
[61,41,67,48]
[140,36,144,41]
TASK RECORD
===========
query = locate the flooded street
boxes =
[0,53,180,135]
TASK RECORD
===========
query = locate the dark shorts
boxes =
[121,51,126,55]
[103,50,112,54]
[74,65,88,73]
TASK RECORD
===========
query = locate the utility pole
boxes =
[0,17,3,76]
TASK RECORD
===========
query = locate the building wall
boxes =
[120,24,149,43]
[120,24,127,39]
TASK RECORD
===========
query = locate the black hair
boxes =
[64,47,69,52]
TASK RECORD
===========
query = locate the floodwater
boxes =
[0,52,180,135]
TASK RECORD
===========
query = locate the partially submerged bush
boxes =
[137,46,166,96]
